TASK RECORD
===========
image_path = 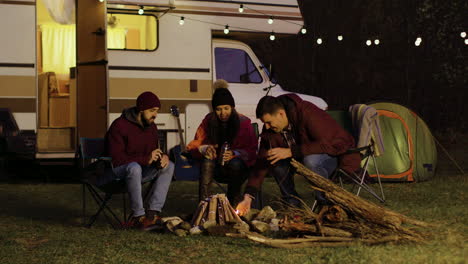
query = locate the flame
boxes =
[235,210,240,215]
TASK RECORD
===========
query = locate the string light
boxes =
[138,6,144,15]
[98,0,104,2]
[239,4,244,13]
[465,39,468,45]
[415,37,422,46]
[337,35,343,41]
[268,16,274,25]
[179,16,185,25]
[301,27,307,34]
[461,32,467,38]
[270,31,275,41]
[224,25,229,34]
[317,38,323,45]
[374,39,380,45]
[366,40,372,46]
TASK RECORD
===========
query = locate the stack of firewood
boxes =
[232,159,431,248]
[191,194,243,229]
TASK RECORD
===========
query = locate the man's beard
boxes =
[143,116,154,127]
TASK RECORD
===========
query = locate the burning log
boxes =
[191,194,243,230]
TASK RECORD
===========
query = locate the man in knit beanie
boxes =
[105,91,174,231]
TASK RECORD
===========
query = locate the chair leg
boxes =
[85,185,125,229]
[371,154,385,201]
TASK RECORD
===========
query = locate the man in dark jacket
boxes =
[105,91,174,230]
[236,94,360,215]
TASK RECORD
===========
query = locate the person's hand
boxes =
[236,194,253,216]
[148,149,163,164]
[204,145,217,160]
[160,154,169,168]
[267,147,292,165]
[222,150,235,163]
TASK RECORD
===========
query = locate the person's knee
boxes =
[162,161,175,175]
[226,158,245,171]
[126,162,142,177]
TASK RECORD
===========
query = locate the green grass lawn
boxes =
[0,172,466,264]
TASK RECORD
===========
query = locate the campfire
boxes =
[161,159,430,247]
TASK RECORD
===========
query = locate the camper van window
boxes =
[107,13,158,51]
[215,48,262,84]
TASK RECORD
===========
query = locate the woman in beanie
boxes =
[187,80,258,205]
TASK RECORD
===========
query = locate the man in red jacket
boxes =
[237,94,360,215]
[187,81,257,205]
[105,91,174,230]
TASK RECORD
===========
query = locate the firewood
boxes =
[291,159,429,229]
[280,221,352,237]
[207,194,218,222]
[193,201,208,227]
[217,196,226,225]
[246,233,401,248]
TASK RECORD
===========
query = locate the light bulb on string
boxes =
[268,16,274,25]
[138,6,144,15]
[415,37,422,46]
[465,39,468,45]
[239,4,244,13]
[224,25,229,34]
[337,35,343,41]
[317,38,322,45]
[366,40,372,46]
[99,0,104,2]
[461,32,467,38]
[301,27,307,34]
[374,39,380,45]
[270,31,275,41]
[179,16,185,25]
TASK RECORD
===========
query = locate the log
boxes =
[246,233,401,248]
[217,196,226,225]
[207,195,218,222]
[193,201,208,227]
[291,159,429,229]
[281,222,353,238]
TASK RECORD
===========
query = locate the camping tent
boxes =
[367,102,437,182]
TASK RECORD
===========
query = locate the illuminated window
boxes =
[107,13,158,51]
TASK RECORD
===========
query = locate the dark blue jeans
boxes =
[270,154,337,207]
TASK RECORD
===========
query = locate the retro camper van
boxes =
[0,0,327,159]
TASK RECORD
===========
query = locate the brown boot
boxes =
[199,159,215,201]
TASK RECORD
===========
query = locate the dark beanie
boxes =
[211,88,235,109]
[136,91,161,111]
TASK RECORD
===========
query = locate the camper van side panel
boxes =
[0,3,36,131]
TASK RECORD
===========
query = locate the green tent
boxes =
[367,102,437,182]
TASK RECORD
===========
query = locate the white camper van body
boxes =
[0,0,327,158]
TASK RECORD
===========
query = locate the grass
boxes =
[0,170,466,264]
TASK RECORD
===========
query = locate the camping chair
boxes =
[326,110,385,203]
[79,137,159,229]
[79,137,127,229]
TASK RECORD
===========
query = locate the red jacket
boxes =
[246,94,361,193]
[106,107,159,167]
[187,112,258,167]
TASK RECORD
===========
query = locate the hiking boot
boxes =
[127,215,145,229]
[140,214,163,231]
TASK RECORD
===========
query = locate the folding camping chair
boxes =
[79,137,127,229]
[326,109,386,203]
[79,137,159,229]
